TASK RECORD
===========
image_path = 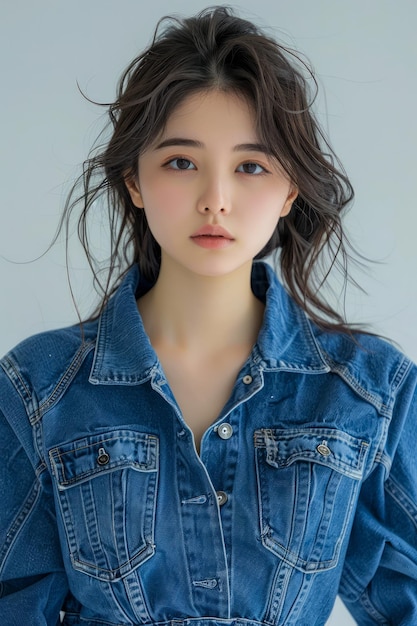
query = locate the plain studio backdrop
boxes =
[1,1,416,623]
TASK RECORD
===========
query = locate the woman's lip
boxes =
[191,235,234,249]
[191,224,234,239]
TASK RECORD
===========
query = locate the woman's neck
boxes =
[137,260,264,356]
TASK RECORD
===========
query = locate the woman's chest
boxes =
[50,377,382,626]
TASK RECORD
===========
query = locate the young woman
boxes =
[1,7,416,625]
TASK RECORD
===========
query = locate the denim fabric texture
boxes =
[1,261,417,625]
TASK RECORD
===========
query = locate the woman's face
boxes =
[125,89,297,280]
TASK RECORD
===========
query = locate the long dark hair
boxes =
[62,6,358,331]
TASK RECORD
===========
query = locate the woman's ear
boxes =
[124,174,144,208]
[281,186,298,217]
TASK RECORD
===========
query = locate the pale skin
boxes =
[125,90,297,452]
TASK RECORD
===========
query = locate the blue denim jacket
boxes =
[1,261,417,626]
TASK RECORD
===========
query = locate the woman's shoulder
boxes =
[0,320,99,404]
[255,261,416,411]
[0,265,145,406]
[312,323,417,414]
[313,322,413,376]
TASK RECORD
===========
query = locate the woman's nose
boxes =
[196,174,230,215]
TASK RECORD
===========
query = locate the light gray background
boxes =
[1,1,416,623]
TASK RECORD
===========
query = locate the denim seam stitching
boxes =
[0,477,41,572]
[385,473,417,530]
[324,357,392,416]
[32,341,95,424]
[0,356,33,406]
[373,450,392,477]
[356,589,390,625]
[390,356,413,392]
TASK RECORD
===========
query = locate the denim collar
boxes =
[89,261,329,384]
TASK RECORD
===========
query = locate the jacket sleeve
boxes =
[339,364,417,625]
[0,367,69,625]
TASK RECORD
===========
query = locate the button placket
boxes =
[212,424,232,508]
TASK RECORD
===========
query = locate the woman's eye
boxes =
[167,158,195,170]
[237,162,266,175]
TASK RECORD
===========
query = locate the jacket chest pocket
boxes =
[49,429,159,581]
[254,427,369,573]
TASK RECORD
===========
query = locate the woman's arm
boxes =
[0,370,68,625]
[340,368,417,624]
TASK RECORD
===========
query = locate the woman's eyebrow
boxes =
[234,143,272,155]
[155,137,271,154]
[155,138,204,150]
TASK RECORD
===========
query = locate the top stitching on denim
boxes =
[385,473,417,531]
[0,356,33,406]
[33,341,95,424]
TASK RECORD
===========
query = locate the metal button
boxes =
[316,442,331,457]
[216,491,228,506]
[217,423,233,440]
[97,447,110,465]
[242,375,253,385]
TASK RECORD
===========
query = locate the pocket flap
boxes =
[254,428,369,479]
[49,429,158,489]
